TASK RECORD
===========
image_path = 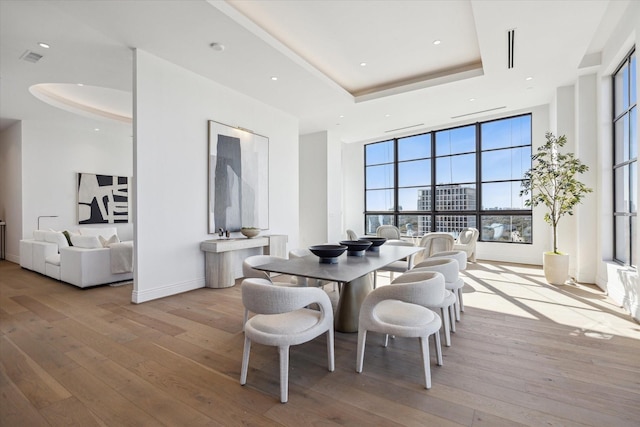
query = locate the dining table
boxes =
[253,244,424,332]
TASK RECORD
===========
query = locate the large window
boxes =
[613,48,637,266]
[364,114,532,242]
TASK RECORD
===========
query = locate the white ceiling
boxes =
[0,0,626,144]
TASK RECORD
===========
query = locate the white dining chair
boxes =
[241,278,334,403]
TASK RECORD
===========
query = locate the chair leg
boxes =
[419,336,432,389]
[390,271,395,281]
[433,331,443,366]
[440,307,451,347]
[278,345,290,403]
[327,328,335,372]
[454,294,461,322]
[356,329,367,372]
[458,287,465,313]
[373,271,377,289]
[240,336,251,385]
[449,304,456,333]
[243,308,249,330]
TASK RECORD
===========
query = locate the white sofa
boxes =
[20,225,133,288]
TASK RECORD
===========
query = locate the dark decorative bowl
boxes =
[360,237,387,252]
[339,240,373,256]
[308,244,348,264]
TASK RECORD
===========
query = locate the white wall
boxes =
[20,120,132,238]
[299,131,328,247]
[341,104,551,266]
[0,122,23,262]
[133,49,299,303]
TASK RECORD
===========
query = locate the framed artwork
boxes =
[208,120,269,233]
[77,173,129,224]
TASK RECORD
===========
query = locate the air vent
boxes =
[507,29,515,69]
[451,106,506,119]
[20,50,43,63]
[384,123,425,133]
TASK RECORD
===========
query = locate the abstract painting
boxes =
[208,120,269,233]
[77,173,129,224]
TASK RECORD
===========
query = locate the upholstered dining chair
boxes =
[376,225,401,240]
[374,239,419,286]
[356,271,444,389]
[414,232,455,265]
[240,278,335,403]
[453,227,479,262]
[346,229,359,240]
[411,258,461,340]
[242,255,300,326]
[427,250,467,315]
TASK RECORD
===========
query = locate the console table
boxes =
[200,235,287,288]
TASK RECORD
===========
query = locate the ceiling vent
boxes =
[20,50,43,63]
[507,29,515,69]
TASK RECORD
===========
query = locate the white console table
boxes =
[200,235,287,288]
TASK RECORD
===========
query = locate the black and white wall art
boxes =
[77,173,129,224]
[208,120,269,233]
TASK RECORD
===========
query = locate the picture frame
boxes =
[208,120,269,233]
[77,172,129,224]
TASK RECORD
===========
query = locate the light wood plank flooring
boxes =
[1,259,639,426]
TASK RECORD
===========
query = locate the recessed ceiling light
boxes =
[339,115,345,118]
[38,42,50,49]
[271,76,278,81]
[360,62,367,67]
[94,128,100,131]
[469,98,476,102]
[77,83,84,86]
[526,76,533,81]
[210,42,225,52]
[433,40,441,45]
[385,114,391,117]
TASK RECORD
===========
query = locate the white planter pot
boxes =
[543,252,569,285]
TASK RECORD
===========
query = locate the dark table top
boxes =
[253,245,423,283]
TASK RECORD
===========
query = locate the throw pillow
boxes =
[70,234,102,249]
[62,230,73,246]
[99,234,120,248]
[33,230,47,241]
[44,230,69,250]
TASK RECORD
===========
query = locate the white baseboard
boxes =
[131,277,205,303]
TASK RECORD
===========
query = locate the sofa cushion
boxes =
[45,253,61,266]
[71,234,102,249]
[79,227,118,240]
[62,230,79,246]
[33,230,47,241]
[99,234,120,247]
[44,230,69,251]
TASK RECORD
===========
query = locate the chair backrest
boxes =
[456,227,479,245]
[346,229,358,240]
[411,257,459,283]
[376,225,401,239]
[241,277,332,316]
[363,271,445,310]
[429,250,467,271]
[242,255,285,280]
[418,233,454,257]
[289,248,311,258]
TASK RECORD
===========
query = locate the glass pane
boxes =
[365,140,394,165]
[630,107,637,160]
[398,133,430,161]
[398,159,430,187]
[630,52,636,105]
[365,164,394,189]
[481,215,532,243]
[365,214,394,235]
[399,187,430,211]
[615,215,630,265]
[482,181,528,210]
[482,146,531,181]
[417,215,432,235]
[435,184,476,211]
[614,117,627,164]
[365,189,394,211]
[614,62,629,116]
[481,115,532,150]
[434,215,477,236]
[398,214,421,237]
[632,215,637,267]
[435,125,475,156]
[436,153,476,184]
[614,165,630,213]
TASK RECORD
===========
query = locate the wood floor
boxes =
[1,260,639,426]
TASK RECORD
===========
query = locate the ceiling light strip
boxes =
[507,29,515,69]
[451,106,506,119]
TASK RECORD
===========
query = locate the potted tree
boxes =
[520,132,593,285]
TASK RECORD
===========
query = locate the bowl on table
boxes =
[360,237,387,252]
[240,227,261,238]
[339,240,373,257]
[308,244,348,264]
